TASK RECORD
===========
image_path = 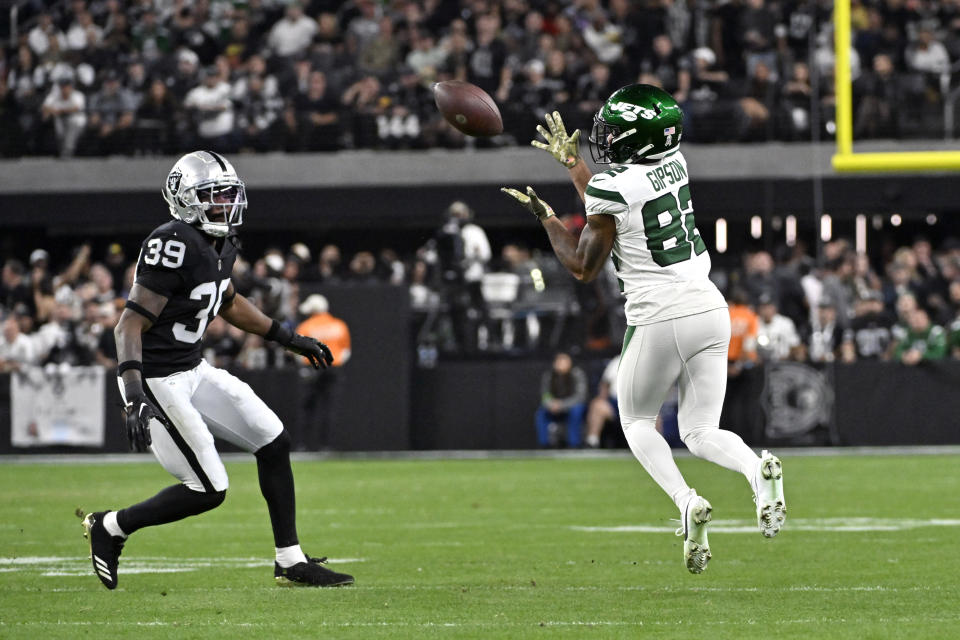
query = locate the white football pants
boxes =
[617,308,759,508]
[120,359,283,493]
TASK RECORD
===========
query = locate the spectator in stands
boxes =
[0,314,37,371]
[359,16,401,77]
[288,70,342,151]
[132,9,171,64]
[41,74,86,157]
[756,293,802,362]
[892,307,947,365]
[317,244,344,283]
[684,47,733,142]
[573,61,615,125]
[236,74,283,152]
[781,61,812,139]
[66,11,103,56]
[82,70,136,156]
[347,251,379,284]
[183,66,236,152]
[806,296,843,363]
[170,5,220,65]
[135,77,179,155]
[842,290,894,362]
[268,1,317,59]
[1,260,32,315]
[739,0,779,78]
[906,24,950,76]
[582,9,624,65]
[536,351,588,448]
[167,48,201,102]
[341,74,384,148]
[222,16,257,70]
[854,53,901,139]
[640,34,691,103]
[468,13,509,99]
[28,13,66,60]
[584,354,619,449]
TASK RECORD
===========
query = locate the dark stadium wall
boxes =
[3,175,960,234]
[4,360,960,453]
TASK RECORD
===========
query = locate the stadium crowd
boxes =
[2,0,960,158]
[2,228,960,372]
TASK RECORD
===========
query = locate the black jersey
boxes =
[133,220,238,377]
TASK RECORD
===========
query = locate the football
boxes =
[433,80,504,137]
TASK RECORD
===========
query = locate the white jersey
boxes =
[584,150,726,326]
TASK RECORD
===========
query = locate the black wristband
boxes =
[125,300,159,324]
[265,319,292,345]
[117,360,143,376]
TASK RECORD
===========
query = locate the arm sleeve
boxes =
[584,173,629,221]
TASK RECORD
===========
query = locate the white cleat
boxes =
[677,493,712,574]
[755,450,786,538]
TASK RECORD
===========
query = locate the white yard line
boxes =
[4,445,960,465]
[571,517,960,534]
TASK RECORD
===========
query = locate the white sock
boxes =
[103,511,127,539]
[683,427,760,488]
[622,417,691,509]
[275,544,307,568]
[585,434,600,447]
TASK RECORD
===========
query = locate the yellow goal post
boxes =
[832,0,960,171]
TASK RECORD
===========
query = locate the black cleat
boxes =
[274,555,354,587]
[81,511,125,590]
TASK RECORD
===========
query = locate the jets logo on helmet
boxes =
[608,101,657,122]
[161,151,247,238]
[589,84,684,164]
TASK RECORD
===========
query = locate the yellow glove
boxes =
[531,111,581,168]
[500,186,556,221]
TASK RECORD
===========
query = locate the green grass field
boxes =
[1,452,959,639]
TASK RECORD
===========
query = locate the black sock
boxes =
[116,484,225,535]
[255,430,299,548]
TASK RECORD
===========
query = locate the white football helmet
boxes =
[162,150,247,237]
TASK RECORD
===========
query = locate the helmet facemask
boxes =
[190,180,246,237]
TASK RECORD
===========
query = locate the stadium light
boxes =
[785,215,797,247]
[856,215,867,254]
[750,216,762,239]
[715,218,727,254]
[890,214,902,227]
[820,215,832,242]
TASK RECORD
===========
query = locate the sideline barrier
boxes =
[3,359,958,453]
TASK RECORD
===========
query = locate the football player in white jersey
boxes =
[503,85,786,574]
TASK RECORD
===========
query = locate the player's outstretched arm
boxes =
[219,283,333,369]
[500,187,615,282]
[531,111,593,202]
[115,284,172,452]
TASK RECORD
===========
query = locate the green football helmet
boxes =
[589,84,684,164]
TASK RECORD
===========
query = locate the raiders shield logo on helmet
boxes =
[166,170,182,195]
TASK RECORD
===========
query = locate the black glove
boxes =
[122,392,170,453]
[267,320,334,369]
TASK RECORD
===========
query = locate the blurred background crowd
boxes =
[3,0,960,158]
[2,206,960,373]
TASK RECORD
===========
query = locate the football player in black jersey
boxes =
[82,150,354,589]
